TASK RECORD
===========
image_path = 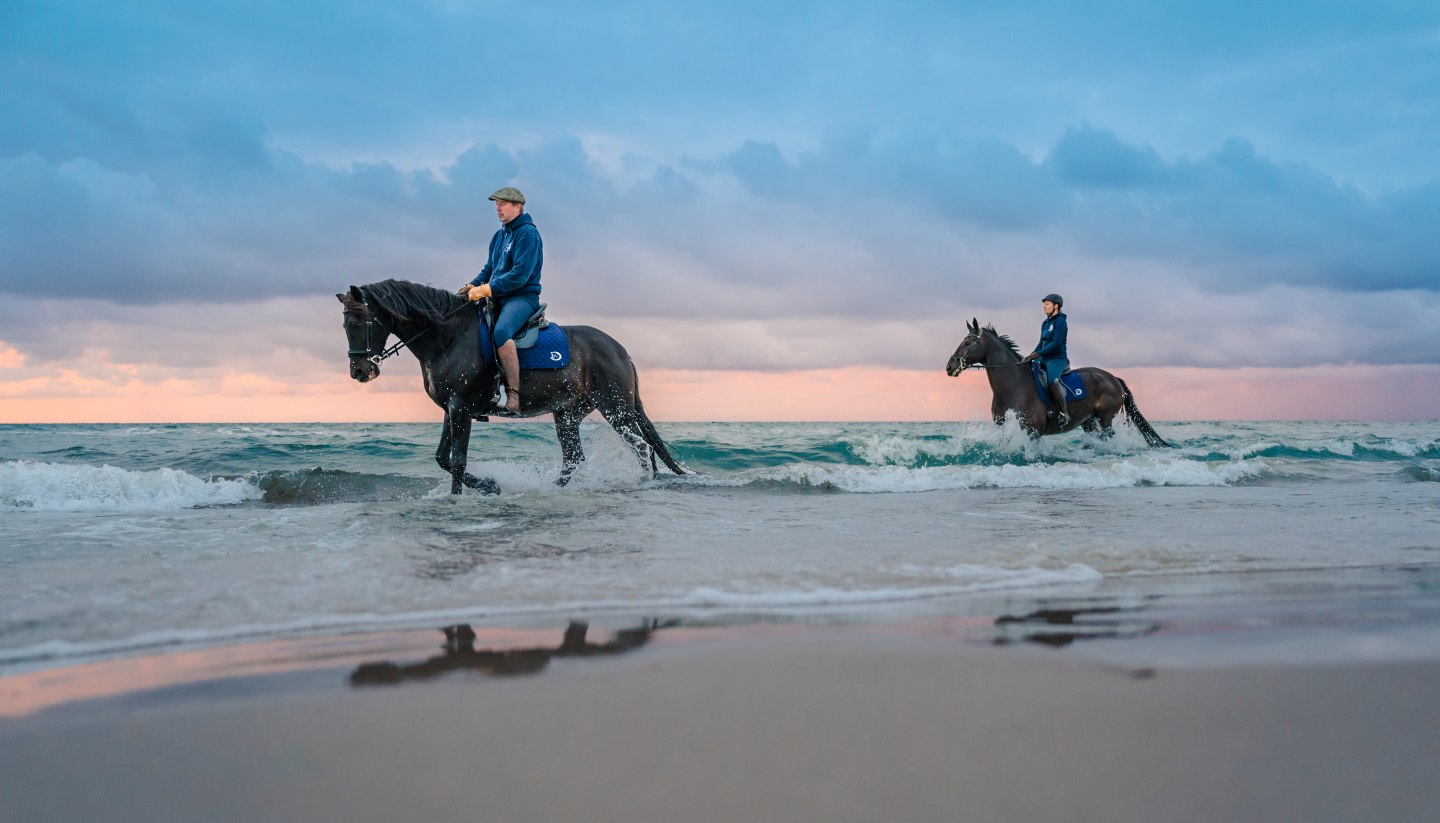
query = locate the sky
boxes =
[2,0,1438,422]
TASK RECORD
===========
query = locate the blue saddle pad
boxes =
[479,321,571,370]
[1031,363,1087,406]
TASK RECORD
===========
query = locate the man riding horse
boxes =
[1021,293,1070,427]
[458,186,541,414]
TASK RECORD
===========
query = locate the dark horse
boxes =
[945,318,1170,447]
[339,279,690,493]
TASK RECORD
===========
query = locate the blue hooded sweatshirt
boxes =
[470,212,542,299]
[1033,312,1068,361]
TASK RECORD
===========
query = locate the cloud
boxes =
[2,0,1439,392]
[1049,125,1169,190]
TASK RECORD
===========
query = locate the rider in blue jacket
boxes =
[1022,293,1070,427]
[458,187,542,414]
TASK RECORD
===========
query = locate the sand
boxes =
[3,628,1438,823]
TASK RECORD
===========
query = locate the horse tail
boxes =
[631,365,694,476]
[1118,378,1171,448]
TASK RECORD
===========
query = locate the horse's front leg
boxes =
[553,407,587,487]
[435,423,454,476]
[444,398,471,495]
[438,398,500,495]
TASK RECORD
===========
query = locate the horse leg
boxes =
[437,398,499,495]
[435,424,454,478]
[1096,405,1118,440]
[553,407,588,487]
[596,398,654,476]
[446,398,470,495]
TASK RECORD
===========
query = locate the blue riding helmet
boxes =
[1042,293,1063,308]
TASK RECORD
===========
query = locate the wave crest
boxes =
[0,461,259,512]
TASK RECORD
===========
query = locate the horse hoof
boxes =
[464,476,501,495]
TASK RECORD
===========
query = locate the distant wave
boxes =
[3,422,1432,507]
[1402,463,1440,483]
[1213,439,1440,462]
[0,460,259,512]
[667,455,1268,493]
[671,425,1438,474]
[0,459,463,511]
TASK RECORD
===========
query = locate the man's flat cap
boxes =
[488,187,526,204]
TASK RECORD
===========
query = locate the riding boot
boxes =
[1048,379,1070,428]
[497,340,521,414]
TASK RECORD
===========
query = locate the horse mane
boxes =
[363,279,467,324]
[983,324,1022,359]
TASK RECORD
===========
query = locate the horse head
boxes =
[337,285,388,383]
[946,317,986,376]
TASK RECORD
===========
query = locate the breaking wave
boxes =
[0,461,260,512]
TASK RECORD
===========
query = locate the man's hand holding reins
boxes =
[460,283,492,302]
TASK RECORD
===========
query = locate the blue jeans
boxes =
[491,294,540,350]
[1041,357,1069,384]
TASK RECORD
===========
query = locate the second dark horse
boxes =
[945,318,1170,447]
[339,280,690,493]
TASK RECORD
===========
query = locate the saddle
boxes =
[509,303,550,350]
[1031,362,1087,407]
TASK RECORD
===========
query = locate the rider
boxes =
[458,187,542,414]
[1022,293,1070,427]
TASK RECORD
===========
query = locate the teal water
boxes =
[1,419,1437,672]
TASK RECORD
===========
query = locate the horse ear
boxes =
[970,317,978,332]
[349,285,363,300]
[336,293,348,304]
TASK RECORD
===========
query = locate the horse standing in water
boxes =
[945,318,1170,447]
[338,280,691,493]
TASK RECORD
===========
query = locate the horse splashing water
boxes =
[945,318,1170,446]
[339,280,691,493]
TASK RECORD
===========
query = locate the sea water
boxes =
[2,419,1438,672]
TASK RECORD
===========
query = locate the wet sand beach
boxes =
[4,593,1440,823]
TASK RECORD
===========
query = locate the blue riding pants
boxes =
[1041,357,1069,384]
[490,294,540,350]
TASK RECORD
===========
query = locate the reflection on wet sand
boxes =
[993,606,1159,648]
[350,620,671,687]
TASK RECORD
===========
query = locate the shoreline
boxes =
[4,624,1439,822]
[6,563,1440,720]
[5,564,1440,821]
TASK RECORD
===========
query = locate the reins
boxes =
[349,291,474,365]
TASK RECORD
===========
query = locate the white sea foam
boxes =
[675,454,1266,493]
[847,420,1156,467]
[680,564,1103,608]
[0,460,260,512]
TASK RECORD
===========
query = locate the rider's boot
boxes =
[1048,379,1070,428]
[497,340,521,414]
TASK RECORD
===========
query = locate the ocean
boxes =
[2,419,1438,675]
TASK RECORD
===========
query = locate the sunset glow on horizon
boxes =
[5,362,1438,425]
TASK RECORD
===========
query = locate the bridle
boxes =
[954,334,1025,371]
[347,290,472,366]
